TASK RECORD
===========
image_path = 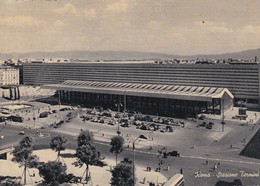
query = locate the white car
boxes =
[19,131,25,135]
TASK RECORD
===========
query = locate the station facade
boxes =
[44,80,234,117]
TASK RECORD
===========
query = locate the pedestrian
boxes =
[206,160,208,165]
[180,168,183,174]
[230,144,232,148]
[214,163,217,170]
[143,177,146,184]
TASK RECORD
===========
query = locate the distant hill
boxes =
[0,48,260,60]
[193,48,260,60]
[0,50,179,60]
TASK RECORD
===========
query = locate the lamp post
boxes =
[123,91,127,112]
[33,105,36,128]
[221,96,225,132]
[115,103,123,136]
[58,88,61,110]
[132,138,139,186]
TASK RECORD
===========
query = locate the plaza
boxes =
[0,97,260,185]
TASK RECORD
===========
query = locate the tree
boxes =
[0,176,22,186]
[38,161,67,185]
[74,130,101,184]
[110,136,124,165]
[12,136,38,185]
[111,162,135,186]
[50,135,67,161]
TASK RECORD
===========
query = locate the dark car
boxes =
[206,124,212,129]
[209,122,214,125]
[0,117,5,122]
[9,115,23,122]
[200,122,207,127]
[121,157,132,164]
[166,125,173,132]
[168,150,181,157]
[198,115,206,120]
[39,112,48,118]
[140,125,148,130]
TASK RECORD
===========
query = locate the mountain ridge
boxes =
[0,48,260,60]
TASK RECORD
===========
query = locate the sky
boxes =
[0,0,260,55]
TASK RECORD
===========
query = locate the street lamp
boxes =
[221,96,226,132]
[33,106,36,128]
[123,91,127,112]
[58,88,61,110]
[115,103,123,136]
[132,137,140,186]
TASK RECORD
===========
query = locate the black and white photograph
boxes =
[0,0,260,185]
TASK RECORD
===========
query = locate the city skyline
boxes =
[0,0,260,55]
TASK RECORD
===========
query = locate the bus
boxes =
[163,173,184,186]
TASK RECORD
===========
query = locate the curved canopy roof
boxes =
[43,80,234,102]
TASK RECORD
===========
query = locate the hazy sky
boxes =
[0,0,260,55]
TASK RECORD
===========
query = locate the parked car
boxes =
[168,150,181,157]
[9,115,23,122]
[121,157,132,164]
[39,112,48,118]
[19,131,25,135]
[166,125,174,132]
[198,115,206,120]
[200,122,207,127]
[0,117,5,122]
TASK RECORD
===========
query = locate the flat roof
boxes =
[43,80,234,102]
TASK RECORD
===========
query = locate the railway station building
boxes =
[43,80,234,117]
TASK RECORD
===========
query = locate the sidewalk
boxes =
[204,107,260,124]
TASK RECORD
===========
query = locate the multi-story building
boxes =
[0,66,19,86]
[21,62,260,108]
